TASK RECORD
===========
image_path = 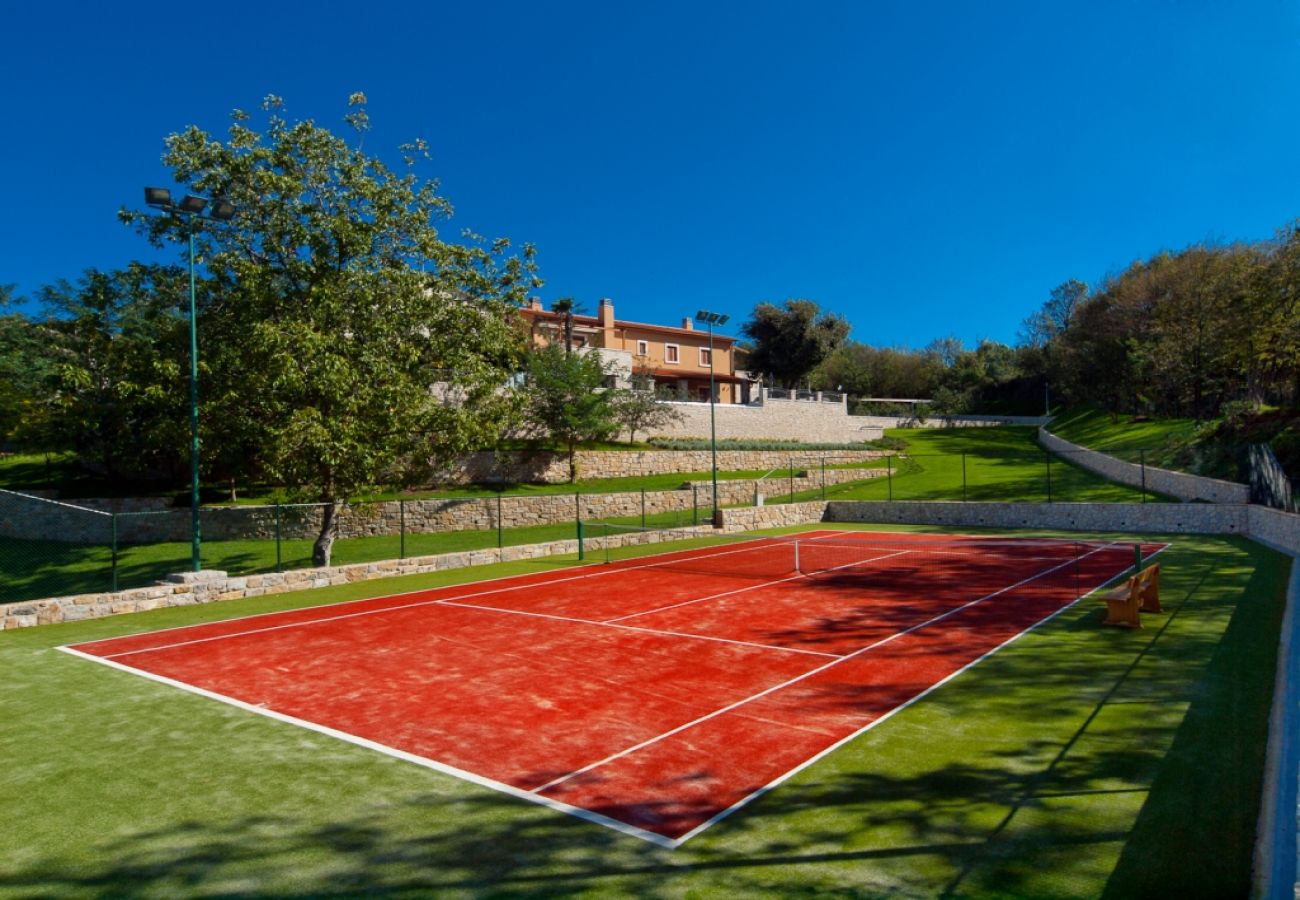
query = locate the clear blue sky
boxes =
[3,1,1298,349]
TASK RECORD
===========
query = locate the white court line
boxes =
[84,536,787,660]
[437,598,841,660]
[54,645,679,849]
[603,549,912,624]
[531,542,1122,795]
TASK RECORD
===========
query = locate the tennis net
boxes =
[585,523,1141,584]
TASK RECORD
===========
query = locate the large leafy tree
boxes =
[741,299,849,389]
[522,345,621,481]
[123,94,535,565]
[0,285,52,449]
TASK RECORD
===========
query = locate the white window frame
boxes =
[636,339,649,356]
[665,343,680,364]
[699,347,713,368]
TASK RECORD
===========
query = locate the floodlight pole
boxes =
[144,188,236,571]
[695,309,728,527]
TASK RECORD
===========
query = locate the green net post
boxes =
[399,498,406,560]
[274,502,282,572]
[1135,542,1143,572]
[577,519,585,561]
[887,455,893,501]
[961,451,967,502]
[1140,449,1147,503]
[110,512,119,593]
[497,494,504,548]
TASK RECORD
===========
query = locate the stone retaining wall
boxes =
[444,448,888,484]
[647,396,885,444]
[824,500,1250,534]
[717,502,829,532]
[1038,428,1250,503]
[1247,504,1300,557]
[854,414,1051,429]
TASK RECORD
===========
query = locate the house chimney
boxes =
[598,298,614,329]
[528,296,543,311]
[681,318,694,330]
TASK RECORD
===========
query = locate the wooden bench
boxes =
[1101,564,1161,628]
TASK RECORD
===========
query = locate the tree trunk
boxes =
[567,441,578,483]
[313,499,341,568]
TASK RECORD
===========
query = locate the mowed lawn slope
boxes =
[0,528,1287,898]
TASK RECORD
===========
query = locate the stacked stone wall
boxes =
[1038,428,1249,503]
[824,501,1250,534]
[648,398,885,444]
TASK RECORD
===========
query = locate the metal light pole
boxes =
[144,188,236,571]
[695,310,728,527]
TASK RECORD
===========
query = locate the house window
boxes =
[665,344,680,364]
[699,348,712,367]
[636,339,649,356]
[604,374,618,389]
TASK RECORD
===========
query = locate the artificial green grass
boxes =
[0,525,1286,897]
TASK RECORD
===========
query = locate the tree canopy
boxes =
[522,345,622,480]
[741,299,850,389]
[120,94,536,564]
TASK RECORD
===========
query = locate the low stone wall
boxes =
[824,501,1250,534]
[444,447,889,484]
[717,502,829,532]
[1038,428,1250,504]
[1248,505,1300,556]
[855,414,1051,429]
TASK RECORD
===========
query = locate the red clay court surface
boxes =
[63,530,1168,847]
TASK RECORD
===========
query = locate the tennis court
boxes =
[61,530,1166,847]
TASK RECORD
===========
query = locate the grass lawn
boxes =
[0,524,1286,897]
[1049,408,1210,471]
[770,426,1154,504]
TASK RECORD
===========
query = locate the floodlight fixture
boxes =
[144,186,172,207]
[178,195,207,214]
[210,199,236,221]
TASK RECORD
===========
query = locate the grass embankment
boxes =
[0,526,1286,897]
[1048,409,1216,472]
[771,426,1152,505]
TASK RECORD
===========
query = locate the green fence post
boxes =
[789,457,795,503]
[110,513,119,593]
[575,491,581,533]
[641,489,646,528]
[961,452,967,502]
[1045,451,1053,502]
[821,458,827,500]
[497,494,504,548]
[1140,449,1147,503]
[887,455,893,501]
[399,498,406,560]
[274,502,282,572]
[1135,542,1143,572]
[577,520,585,561]
[693,485,699,525]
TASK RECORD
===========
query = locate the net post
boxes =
[110,512,119,593]
[497,494,504,548]
[793,538,801,575]
[399,498,406,560]
[577,519,585,561]
[274,502,282,572]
